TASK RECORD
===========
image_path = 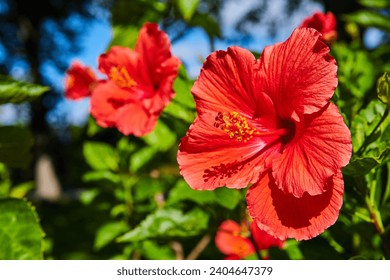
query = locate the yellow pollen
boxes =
[214,112,257,142]
[109,66,137,88]
[66,75,75,88]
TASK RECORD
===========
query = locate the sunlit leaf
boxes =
[117,208,209,242]
[110,25,139,49]
[142,120,176,152]
[79,188,100,205]
[0,126,34,168]
[344,10,390,33]
[359,0,390,8]
[214,188,242,210]
[82,170,121,184]
[0,75,49,105]
[0,198,44,259]
[9,181,35,199]
[332,43,376,99]
[83,141,119,171]
[164,101,196,123]
[283,239,303,260]
[177,0,200,21]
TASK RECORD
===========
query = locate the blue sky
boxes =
[46,18,112,127]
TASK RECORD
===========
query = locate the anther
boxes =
[109,66,137,88]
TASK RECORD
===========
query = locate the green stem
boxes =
[365,196,384,235]
[357,107,389,156]
[364,189,390,259]
[123,176,138,221]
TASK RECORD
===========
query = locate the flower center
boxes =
[214,111,292,142]
[109,66,137,88]
[66,75,74,88]
[214,112,256,142]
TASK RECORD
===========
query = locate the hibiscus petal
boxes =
[143,56,181,114]
[90,81,130,127]
[115,103,158,137]
[64,61,97,100]
[98,46,139,79]
[259,28,337,119]
[250,221,284,250]
[177,113,282,190]
[215,220,255,258]
[272,103,351,197]
[136,23,179,87]
[192,46,277,123]
[246,171,344,241]
[299,12,337,45]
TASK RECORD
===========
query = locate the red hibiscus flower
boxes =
[90,23,180,136]
[177,28,352,241]
[299,11,337,45]
[64,23,180,136]
[64,61,97,100]
[215,219,284,259]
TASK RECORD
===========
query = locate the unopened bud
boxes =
[377,72,390,105]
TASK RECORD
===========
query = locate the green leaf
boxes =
[344,10,390,33]
[359,0,390,8]
[117,208,209,242]
[173,67,196,108]
[344,157,381,176]
[133,177,166,202]
[343,148,390,176]
[214,187,242,210]
[9,181,35,198]
[167,179,216,206]
[79,188,100,205]
[332,43,376,99]
[86,116,104,137]
[0,75,49,105]
[190,12,221,38]
[129,146,158,172]
[142,120,176,151]
[164,68,196,123]
[177,0,200,21]
[164,101,196,123]
[0,126,34,168]
[83,141,119,171]
[0,198,44,259]
[110,25,139,49]
[350,100,388,153]
[167,180,242,209]
[141,240,175,260]
[283,240,303,260]
[0,163,11,198]
[82,170,121,184]
[94,221,129,250]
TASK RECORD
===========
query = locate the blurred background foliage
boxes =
[0,0,390,260]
